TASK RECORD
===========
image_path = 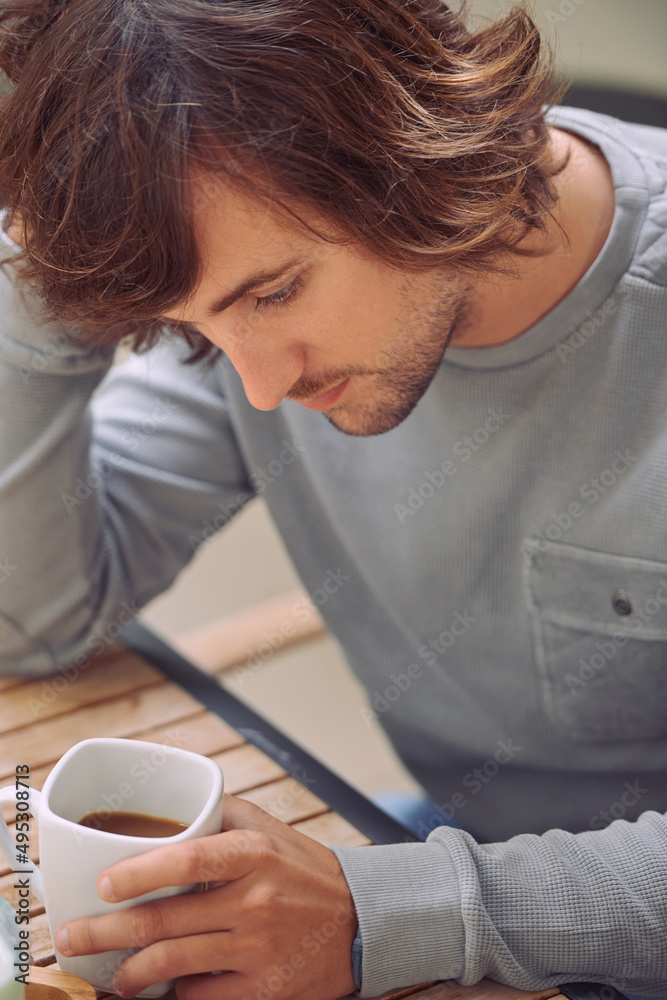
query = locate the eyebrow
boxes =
[205,256,305,317]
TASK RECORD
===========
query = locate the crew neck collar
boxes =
[442,106,649,370]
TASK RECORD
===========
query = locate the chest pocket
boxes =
[523,540,667,741]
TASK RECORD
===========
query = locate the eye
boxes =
[255,274,303,310]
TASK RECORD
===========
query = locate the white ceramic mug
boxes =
[0,738,224,998]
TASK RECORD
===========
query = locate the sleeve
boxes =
[330,809,667,997]
[0,242,254,675]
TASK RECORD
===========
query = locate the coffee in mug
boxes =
[78,811,189,838]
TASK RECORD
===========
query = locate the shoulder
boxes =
[549,107,667,287]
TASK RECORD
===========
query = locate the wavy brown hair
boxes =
[0,0,566,360]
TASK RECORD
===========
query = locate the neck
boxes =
[450,126,616,349]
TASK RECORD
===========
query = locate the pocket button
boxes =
[612,589,633,616]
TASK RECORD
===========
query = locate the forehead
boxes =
[162,167,369,325]
[158,171,324,323]
[189,170,323,275]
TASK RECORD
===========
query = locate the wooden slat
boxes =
[28,911,57,966]
[0,682,202,777]
[0,657,163,732]
[292,812,372,847]
[0,868,43,914]
[239,776,329,824]
[211,744,286,794]
[2,771,47,829]
[131,711,244,756]
[0,647,133,698]
[0,815,41,874]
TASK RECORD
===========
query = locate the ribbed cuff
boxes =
[330,839,465,998]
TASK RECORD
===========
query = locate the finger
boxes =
[221,793,289,834]
[112,931,241,999]
[221,795,334,865]
[55,885,231,957]
[97,828,271,902]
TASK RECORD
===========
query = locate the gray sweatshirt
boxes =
[1,107,666,994]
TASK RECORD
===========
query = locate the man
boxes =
[0,0,665,998]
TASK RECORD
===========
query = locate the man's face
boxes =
[164,175,471,436]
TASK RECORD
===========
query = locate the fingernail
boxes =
[54,927,70,956]
[99,875,115,901]
[112,972,128,998]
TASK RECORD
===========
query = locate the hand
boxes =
[55,794,359,1000]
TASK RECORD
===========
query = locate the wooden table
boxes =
[0,631,593,1000]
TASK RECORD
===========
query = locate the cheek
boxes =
[307,294,395,360]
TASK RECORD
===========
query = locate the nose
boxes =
[223,338,305,411]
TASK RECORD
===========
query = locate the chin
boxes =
[324,398,422,437]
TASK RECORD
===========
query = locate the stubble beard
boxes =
[324,275,471,437]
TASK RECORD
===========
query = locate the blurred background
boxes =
[140,0,667,802]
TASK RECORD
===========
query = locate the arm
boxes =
[0,239,254,674]
[52,800,667,1000]
[332,809,667,996]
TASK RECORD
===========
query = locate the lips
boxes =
[297,378,350,411]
